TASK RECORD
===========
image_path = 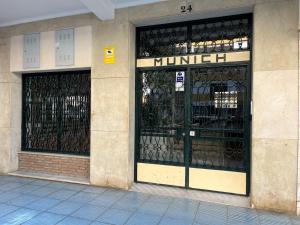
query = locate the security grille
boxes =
[138,69,185,165]
[137,15,251,58]
[22,71,90,155]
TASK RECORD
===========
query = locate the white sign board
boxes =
[175,71,185,91]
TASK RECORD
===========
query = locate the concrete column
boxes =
[252,0,299,213]
[90,15,135,189]
[0,36,20,174]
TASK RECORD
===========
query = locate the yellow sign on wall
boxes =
[104,47,115,64]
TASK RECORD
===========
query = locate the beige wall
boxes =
[0,0,298,214]
[252,0,299,214]
[90,18,135,189]
[0,36,20,173]
[10,26,92,72]
[298,32,300,215]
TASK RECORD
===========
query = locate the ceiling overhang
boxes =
[80,0,114,21]
[0,0,166,27]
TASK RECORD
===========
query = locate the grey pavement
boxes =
[0,175,299,225]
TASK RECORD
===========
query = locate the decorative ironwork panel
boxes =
[138,69,185,164]
[138,26,188,58]
[191,18,250,54]
[22,71,90,155]
[190,66,248,171]
[137,14,251,58]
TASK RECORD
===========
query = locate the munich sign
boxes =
[136,51,250,68]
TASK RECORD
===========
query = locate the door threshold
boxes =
[8,170,90,185]
[130,182,250,208]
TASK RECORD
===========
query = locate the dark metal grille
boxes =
[138,70,185,165]
[137,14,251,58]
[22,71,91,156]
[190,66,248,171]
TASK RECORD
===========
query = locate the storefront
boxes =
[0,0,298,215]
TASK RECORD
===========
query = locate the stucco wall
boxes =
[0,0,298,214]
[251,0,299,213]
[0,35,20,174]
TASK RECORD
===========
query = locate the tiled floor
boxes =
[0,176,299,225]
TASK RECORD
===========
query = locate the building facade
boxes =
[0,0,299,215]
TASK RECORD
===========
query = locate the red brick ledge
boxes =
[18,152,90,178]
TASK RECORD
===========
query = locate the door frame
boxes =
[134,13,253,195]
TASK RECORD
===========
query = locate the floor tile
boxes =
[147,195,174,205]
[292,217,300,225]
[56,216,92,225]
[72,204,107,220]
[90,192,123,207]
[46,182,67,189]
[137,201,169,216]
[63,183,87,192]
[125,212,161,225]
[10,177,35,184]
[165,205,197,220]
[8,195,40,207]
[48,201,84,215]
[97,208,133,225]
[113,197,145,211]
[0,203,19,217]
[0,182,25,191]
[48,189,77,200]
[82,186,107,194]
[69,191,99,203]
[123,192,150,202]
[13,184,41,194]
[30,186,58,197]
[0,208,40,225]
[159,216,194,225]
[22,212,65,225]
[90,222,110,225]
[30,180,52,186]
[228,207,258,224]
[0,192,21,203]
[259,212,292,225]
[195,213,227,225]
[26,197,61,211]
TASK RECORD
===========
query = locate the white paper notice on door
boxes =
[175,71,185,91]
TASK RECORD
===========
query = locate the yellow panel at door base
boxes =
[137,163,185,187]
[189,168,246,195]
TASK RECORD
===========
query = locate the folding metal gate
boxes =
[135,14,252,195]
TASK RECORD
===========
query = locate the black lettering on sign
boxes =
[167,57,176,66]
[154,58,163,66]
[180,56,189,65]
[216,54,226,63]
[201,54,211,63]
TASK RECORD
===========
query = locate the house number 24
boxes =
[181,4,192,13]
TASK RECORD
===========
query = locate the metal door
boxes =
[135,65,250,195]
[187,65,250,194]
[135,14,252,195]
